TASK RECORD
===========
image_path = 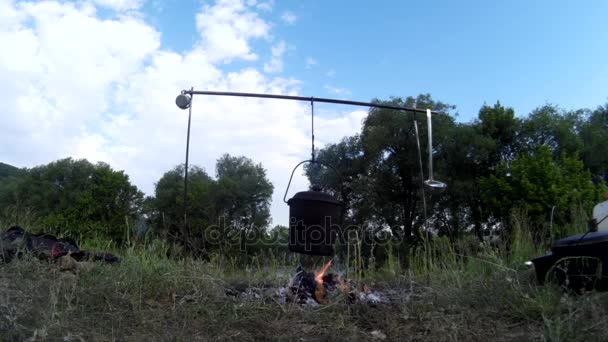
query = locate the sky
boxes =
[1,0,607,227]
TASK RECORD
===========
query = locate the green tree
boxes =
[437,123,495,240]
[305,94,457,269]
[438,101,520,240]
[150,164,216,255]
[519,104,583,157]
[0,164,28,225]
[149,155,273,258]
[580,104,608,182]
[359,95,456,241]
[481,145,603,238]
[0,162,25,180]
[215,154,273,236]
[0,158,143,241]
[476,101,520,165]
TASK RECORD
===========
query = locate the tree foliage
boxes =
[215,154,273,235]
[0,158,144,241]
[519,104,583,157]
[307,95,456,243]
[0,162,24,180]
[148,154,273,258]
[307,96,608,264]
[580,105,608,183]
[480,146,604,238]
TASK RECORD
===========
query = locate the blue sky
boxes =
[148,0,608,120]
[1,0,607,226]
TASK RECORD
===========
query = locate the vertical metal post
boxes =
[426,109,433,181]
[184,87,193,225]
[311,99,315,162]
[414,120,428,228]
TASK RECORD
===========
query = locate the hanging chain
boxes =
[311,98,315,162]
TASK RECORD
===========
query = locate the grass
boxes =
[2,246,608,341]
[3,211,608,341]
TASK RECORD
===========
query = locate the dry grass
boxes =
[2,208,608,342]
[2,243,608,342]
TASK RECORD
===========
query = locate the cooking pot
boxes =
[283,161,344,256]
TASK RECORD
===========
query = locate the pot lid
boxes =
[287,185,342,205]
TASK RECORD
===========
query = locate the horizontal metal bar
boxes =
[182,90,441,115]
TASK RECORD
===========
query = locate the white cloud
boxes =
[263,40,286,73]
[315,110,367,142]
[0,0,364,226]
[324,85,352,98]
[326,69,336,78]
[90,0,145,11]
[256,0,273,12]
[305,57,317,69]
[280,11,296,25]
[0,0,159,162]
[195,0,271,62]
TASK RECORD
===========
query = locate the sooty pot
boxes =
[287,185,343,256]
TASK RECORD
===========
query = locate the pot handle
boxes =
[283,160,343,204]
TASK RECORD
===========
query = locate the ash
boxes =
[279,267,388,305]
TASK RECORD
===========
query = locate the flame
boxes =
[315,260,332,285]
[314,260,332,304]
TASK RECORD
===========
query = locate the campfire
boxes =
[284,260,385,305]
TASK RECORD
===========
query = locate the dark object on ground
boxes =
[288,267,321,303]
[0,226,119,264]
[529,230,608,293]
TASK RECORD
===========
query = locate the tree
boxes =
[360,94,456,241]
[437,102,520,240]
[480,146,604,239]
[476,101,520,166]
[0,162,24,180]
[149,155,273,258]
[0,158,144,241]
[151,164,216,253]
[436,123,496,240]
[0,164,28,225]
[580,104,608,183]
[306,95,456,250]
[519,104,583,158]
[215,154,273,236]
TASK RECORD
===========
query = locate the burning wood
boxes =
[286,261,385,305]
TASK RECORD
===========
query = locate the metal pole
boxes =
[414,120,429,230]
[426,109,434,181]
[181,90,442,115]
[184,87,193,225]
[311,99,315,161]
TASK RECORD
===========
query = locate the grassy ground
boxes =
[2,237,608,342]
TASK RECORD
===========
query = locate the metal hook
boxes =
[283,159,343,204]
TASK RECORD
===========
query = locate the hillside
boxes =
[0,162,24,180]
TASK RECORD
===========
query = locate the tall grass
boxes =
[510,207,538,266]
[0,205,40,231]
[4,206,608,340]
